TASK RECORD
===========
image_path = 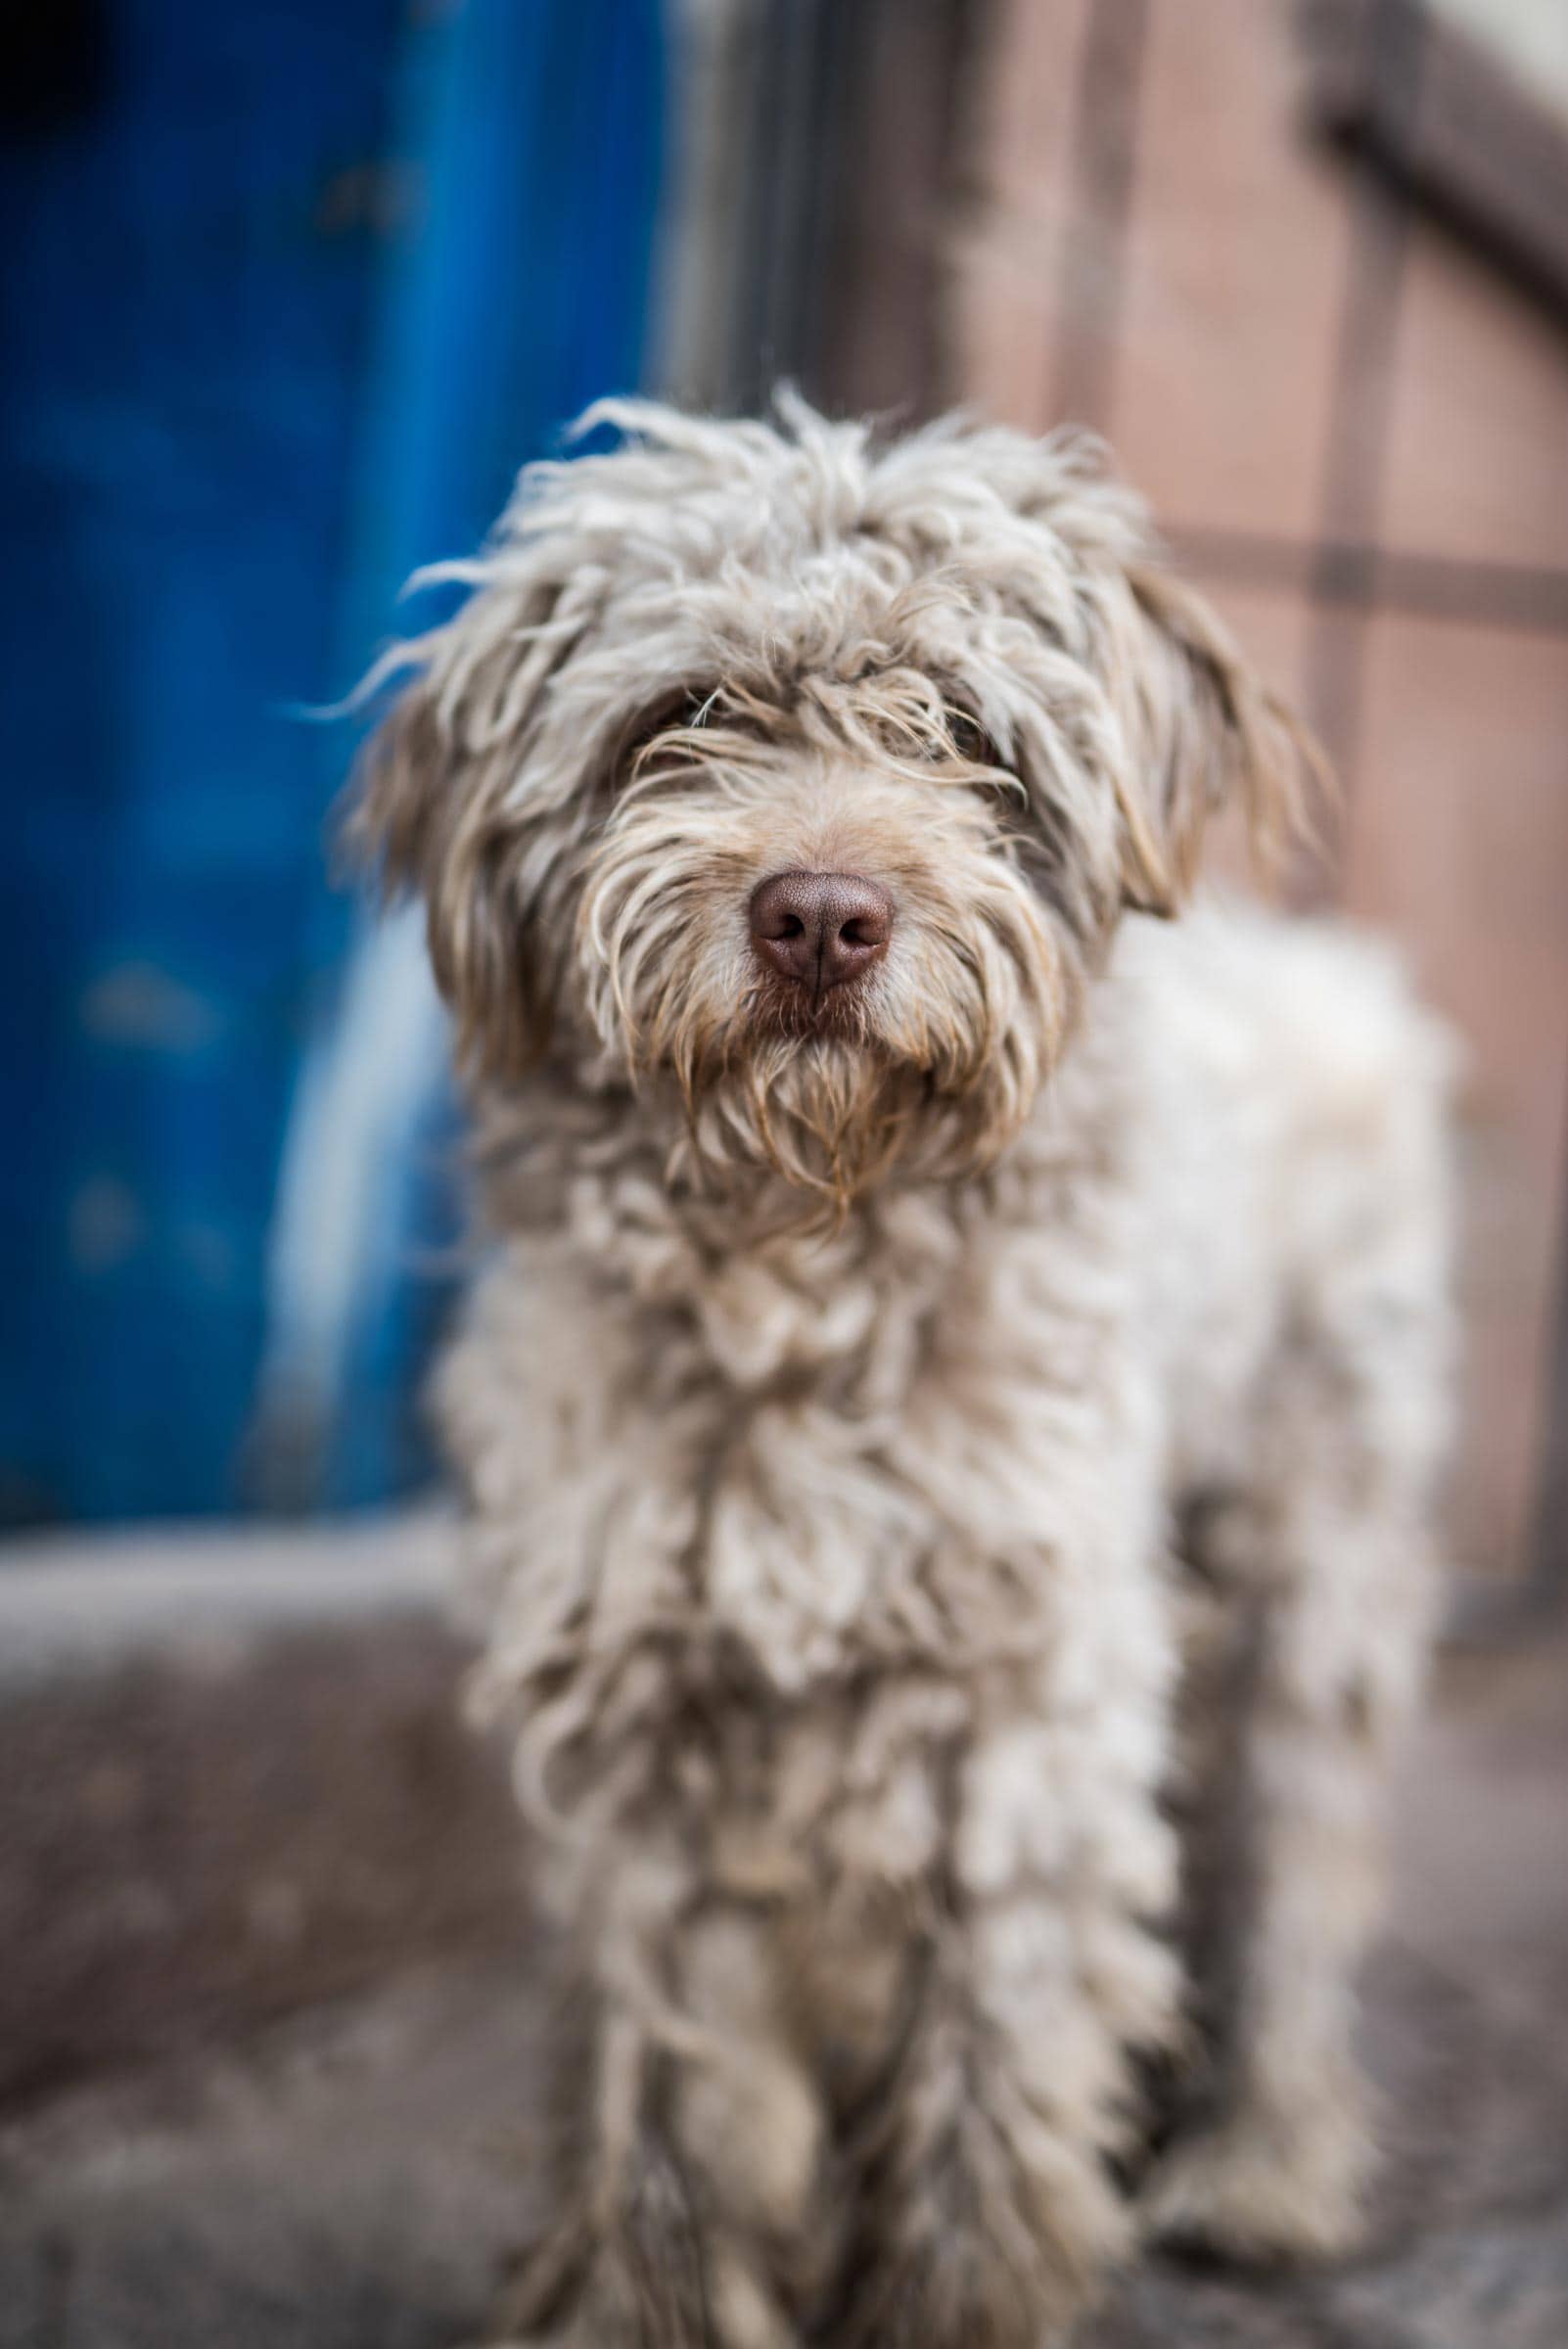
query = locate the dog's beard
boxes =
[578,831,1072,1211]
[694,1035,938,1203]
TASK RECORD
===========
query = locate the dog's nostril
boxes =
[749,870,895,993]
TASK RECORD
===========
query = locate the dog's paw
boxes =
[1141,2108,1374,2265]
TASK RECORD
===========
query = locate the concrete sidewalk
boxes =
[0,1524,1564,2347]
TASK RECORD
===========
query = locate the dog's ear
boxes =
[1101,558,1323,916]
[345,551,606,1079]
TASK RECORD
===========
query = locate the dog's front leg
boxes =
[497,1845,826,2349]
[833,1644,1184,2349]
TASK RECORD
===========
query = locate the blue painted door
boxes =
[0,0,666,1524]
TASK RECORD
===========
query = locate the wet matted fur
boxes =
[352,399,1454,2346]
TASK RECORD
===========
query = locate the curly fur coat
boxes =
[352,399,1454,2348]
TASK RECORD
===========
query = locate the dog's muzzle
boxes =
[749,869,893,995]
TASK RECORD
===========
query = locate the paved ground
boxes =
[0,1529,1563,2347]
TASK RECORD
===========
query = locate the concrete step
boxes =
[0,1516,525,2109]
[1,1524,1564,2347]
[0,1958,542,2349]
[3,1933,1566,2349]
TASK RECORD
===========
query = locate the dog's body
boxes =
[357,402,1453,2345]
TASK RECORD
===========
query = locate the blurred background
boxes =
[3,0,1566,1595]
[2,6,1566,2340]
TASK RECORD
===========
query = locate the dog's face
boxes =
[354,400,1311,1204]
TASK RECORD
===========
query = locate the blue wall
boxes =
[0,0,667,1524]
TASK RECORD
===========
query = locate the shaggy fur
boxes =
[352,398,1454,2347]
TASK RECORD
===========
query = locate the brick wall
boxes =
[948,0,1568,1580]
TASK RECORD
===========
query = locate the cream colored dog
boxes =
[354,399,1453,2347]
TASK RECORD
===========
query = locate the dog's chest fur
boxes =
[443,906,1426,1763]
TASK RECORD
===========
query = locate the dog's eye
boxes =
[619,686,719,777]
[946,710,1007,772]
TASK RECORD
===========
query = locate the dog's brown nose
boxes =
[749,869,894,993]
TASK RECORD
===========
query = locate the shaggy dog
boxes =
[352,399,1453,2348]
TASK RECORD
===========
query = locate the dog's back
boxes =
[1101,900,1455,1505]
